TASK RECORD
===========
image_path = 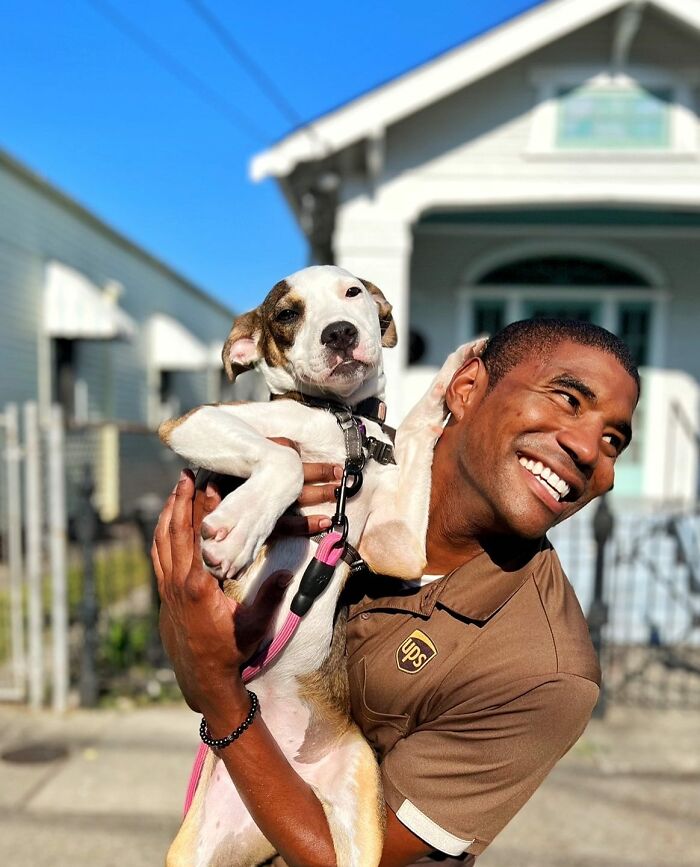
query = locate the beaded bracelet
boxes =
[199,689,259,749]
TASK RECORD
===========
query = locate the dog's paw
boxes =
[199,496,279,579]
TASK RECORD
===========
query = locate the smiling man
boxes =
[154,318,639,867]
[343,318,639,865]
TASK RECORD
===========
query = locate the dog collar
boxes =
[270,391,388,427]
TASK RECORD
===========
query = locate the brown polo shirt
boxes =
[344,540,600,860]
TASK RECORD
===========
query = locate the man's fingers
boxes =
[273,514,332,537]
[297,483,338,507]
[153,489,177,585]
[169,469,197,574]
[302,462,343,485]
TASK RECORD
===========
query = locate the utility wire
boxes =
[85,0,269,144]
[183,0,324,146]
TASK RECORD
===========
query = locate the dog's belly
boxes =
[196,688,370,867]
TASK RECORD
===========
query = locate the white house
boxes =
[251,0,700,506]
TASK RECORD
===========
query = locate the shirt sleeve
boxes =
[380,674,598,857]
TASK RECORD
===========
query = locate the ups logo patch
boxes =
[396,629,437,674]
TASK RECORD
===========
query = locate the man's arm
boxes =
[154,471,338,867]
[156,470,433,867]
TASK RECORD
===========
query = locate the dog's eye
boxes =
[275,308,299,323]
[345,286,362,298]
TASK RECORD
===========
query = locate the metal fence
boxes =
[0,403,180,708]
[1,398,699,711]
[551,499,700,712]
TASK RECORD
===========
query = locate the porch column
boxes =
[334,218,413,425]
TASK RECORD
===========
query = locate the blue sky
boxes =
[0,0,542,311]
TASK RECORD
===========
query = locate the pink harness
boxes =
[183,531,346,815]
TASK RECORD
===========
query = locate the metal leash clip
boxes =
[290,461,360,617]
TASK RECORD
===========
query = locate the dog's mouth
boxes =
[329,358,365,375]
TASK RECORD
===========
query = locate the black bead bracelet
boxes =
[199,689,259,749]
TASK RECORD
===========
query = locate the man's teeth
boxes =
[518,456,571,501]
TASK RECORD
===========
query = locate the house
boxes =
[0,148,252,518]
[251,0,700,507]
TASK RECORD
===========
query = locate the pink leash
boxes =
[183,532,346,815]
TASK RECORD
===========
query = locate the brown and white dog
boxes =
[160,265,479,867]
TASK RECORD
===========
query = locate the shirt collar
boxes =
[347,539,550,622]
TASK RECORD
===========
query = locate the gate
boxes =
[0,404,25,701]
[602,508,700,708]
[0,402,68,709]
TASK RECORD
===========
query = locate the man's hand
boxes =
[152,469,290,717]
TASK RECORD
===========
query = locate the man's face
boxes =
[442,340,638,539]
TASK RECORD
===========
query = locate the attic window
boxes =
[529,70,697,156]
[556,84,672,150]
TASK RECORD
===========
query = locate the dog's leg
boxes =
[304,728,385,867]
[162,405,305,578]
[361,340,484,578]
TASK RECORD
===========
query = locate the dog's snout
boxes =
[321,320,358,351]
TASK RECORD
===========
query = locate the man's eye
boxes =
[275,309,299,323]
[345,286,362,298]
[557,391,579,410]
[603,433,622,450]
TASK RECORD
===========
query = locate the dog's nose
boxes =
[321,321,358,351]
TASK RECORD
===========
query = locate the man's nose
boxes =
[556,420,601,473]
[321,320,358,351]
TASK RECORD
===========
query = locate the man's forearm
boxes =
[203,683,338,867]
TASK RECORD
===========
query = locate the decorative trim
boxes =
[396,799,474,856]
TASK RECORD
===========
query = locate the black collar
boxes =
[270,391,387,427]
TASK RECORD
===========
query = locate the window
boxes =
[473,301,505,336]
[557,85,672,151]
[529,69,697,156]
[464,255,657,364]
[618,302,651,367]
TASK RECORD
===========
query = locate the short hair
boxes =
[480,318,641,395]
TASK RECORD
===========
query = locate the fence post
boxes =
[589,494,614,719]
[134,493,166,667]
[47,404,69,713]
[23,401,44,709]
[77,466,100,708]
[4,403,26,698]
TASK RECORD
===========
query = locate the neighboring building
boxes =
[0,148,249,517]
[252,0,700,507]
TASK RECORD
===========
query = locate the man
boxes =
[153,319,639,866]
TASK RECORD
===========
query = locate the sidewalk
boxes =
[0,702,197,867]
[1,701,699,866]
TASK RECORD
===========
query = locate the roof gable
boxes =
[251,0,700,181]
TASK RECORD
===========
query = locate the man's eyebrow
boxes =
[549,374,597,402]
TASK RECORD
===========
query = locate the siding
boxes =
[0,155,234,422]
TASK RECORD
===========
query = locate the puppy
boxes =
[160,265,479,867]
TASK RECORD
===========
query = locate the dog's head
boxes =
[222,265,397,402]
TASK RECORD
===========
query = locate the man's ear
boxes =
[445,357,487,421]
[222,308,262,381]
[360,279,398,348]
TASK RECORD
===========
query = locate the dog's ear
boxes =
[360,279,398,348]
[222,308,262,381]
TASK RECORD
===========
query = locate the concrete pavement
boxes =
[0,701,699,866]
[0,702,197,867]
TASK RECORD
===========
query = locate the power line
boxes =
[85,0,269,144]
[183,0,323,146]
